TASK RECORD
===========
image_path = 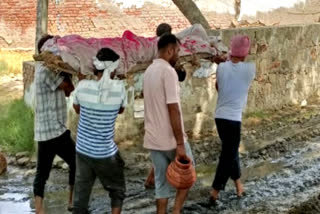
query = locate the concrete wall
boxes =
[218,23,320,110]
[23,23,320,143]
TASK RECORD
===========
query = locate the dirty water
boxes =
[2,139,320,213]
[2,99,320,213]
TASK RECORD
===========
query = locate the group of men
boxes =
[33,23,255,214]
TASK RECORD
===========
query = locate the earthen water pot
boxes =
[166,156,196,189]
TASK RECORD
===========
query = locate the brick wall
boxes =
[1,0,319,50]
[0,0,194,49]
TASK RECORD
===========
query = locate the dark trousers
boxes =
[212,118,241,191]
[33,130,76,198]
[73,152,126,214]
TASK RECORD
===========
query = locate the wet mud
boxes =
[2,104,320,213]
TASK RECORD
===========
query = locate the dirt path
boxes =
[0,75,23,103]
[1,79,320,213]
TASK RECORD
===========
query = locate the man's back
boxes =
[34,62,67,142]
[143,59,186,151]
[215,61,255,121]
[73,79,126,159]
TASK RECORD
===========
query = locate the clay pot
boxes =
[166,156,196,189]
[0,153,7,175]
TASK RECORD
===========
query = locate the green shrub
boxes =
[0,99,34,154]
[0,59,9,76]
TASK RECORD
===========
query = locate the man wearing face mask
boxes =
[143,34,194,214]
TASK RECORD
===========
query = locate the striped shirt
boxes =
[73,78,127,159]
[34,62,67,142]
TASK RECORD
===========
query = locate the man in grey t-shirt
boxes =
[207,35,255,205]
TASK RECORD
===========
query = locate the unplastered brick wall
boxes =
[1,0,319,50]
[0,0,193,49]
[0,0,37,48]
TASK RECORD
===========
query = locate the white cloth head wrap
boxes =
[92,56,121,102]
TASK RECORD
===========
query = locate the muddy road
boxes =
[2,103,320,213]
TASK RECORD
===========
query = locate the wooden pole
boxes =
[172,0,211,30]
[35,0,49,54]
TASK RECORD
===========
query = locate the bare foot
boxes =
[68,185,74,212]
[35,196,46,214]
[234,179,245,197]
[210,188,219,200]
[38,209,45,214]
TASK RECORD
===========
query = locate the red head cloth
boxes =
[230,35,251,58]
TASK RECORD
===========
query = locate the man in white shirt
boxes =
[209,35,255,204]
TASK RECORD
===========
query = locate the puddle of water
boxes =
[301,143,320,161]
[241,160,284,181]
[0,193,33,214]
[0,201,33,214]
[0,193,29,201]
[196,160,284,187]
[0,191,72,214]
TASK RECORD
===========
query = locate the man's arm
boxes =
[73,104,80,114]
[215,64,221,92]
[212,54,227,65]
[119,84,127,115]
[164,67,187,158]
[119,107,125,114]
[72,81,81,114]
[168,103,186,159]
[59,75,74,97]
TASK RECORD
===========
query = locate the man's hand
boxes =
[73,104,80,114]
[118,107,125,114]
[212,54,227,64]
[168,103,186,159]
[176,144,187,159]
[77,72,86,81]
[59,73,75,97]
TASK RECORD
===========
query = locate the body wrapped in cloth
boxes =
[34,24,227,76]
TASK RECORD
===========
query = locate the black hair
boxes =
[157,33,180,51]
[37,34,54,53]
[96,48,119,62]
[94,48,120,75]
[156,23,172,37]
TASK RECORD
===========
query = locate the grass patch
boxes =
[244,110,271,119]
[0,50,33,76]
[0,60,9,74]
[243,110,272,127]
[0,99,34,154]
